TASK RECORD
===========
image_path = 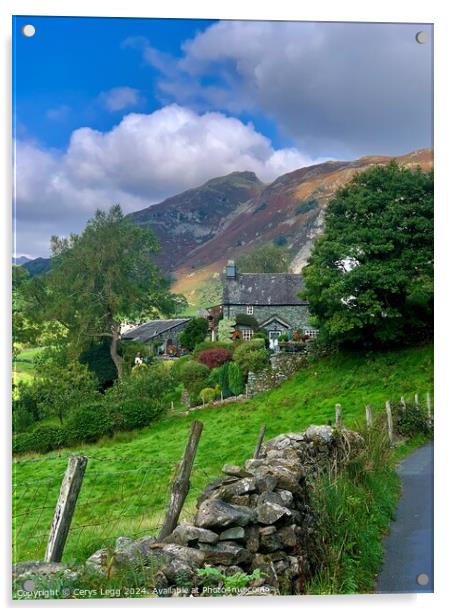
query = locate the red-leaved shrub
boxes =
[198,348,233,370]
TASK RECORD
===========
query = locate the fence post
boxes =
[335,404,342,429]
[365,404,373,429]
[44,455,88,563]
[414,393,420,409]
[400,396,406,411]
[254,424,266,459]
[426,392,432,418]
[158,420,203,541]
[385,401,394,445]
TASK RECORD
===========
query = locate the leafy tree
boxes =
[302,162,433,347]
[12,266,40,358]
[179,360,210,404]
[180,317,209,351]
[233,339,269,377]
[236,242,291,273]
[25,205,181,379]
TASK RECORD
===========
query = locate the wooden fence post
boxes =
[44,455,88,563]
[365,404,373,429]
[414,393,420,409]
[385,400,394,445]
[426,392,432,418]
[400,396,406,411]
[335,404,342,429]
[158,420,203,541]
[254,424,266,459]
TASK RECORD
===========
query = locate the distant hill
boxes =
[22,257,51,277]
[12,256,31,266]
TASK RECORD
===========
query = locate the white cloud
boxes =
[99,86,144,112]
[15,105,315,257]
[145,21,433,158]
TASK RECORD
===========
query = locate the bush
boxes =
[180,318,209,351]
[179,360,210,405]
[64,401,114,445]
[193,340,233,355]
[208,363,232,398]
[199,387,217,404]
[393,401,432,437]
[228,362,244,396]
[197,348,233,370]
[105,364,175,431]
[13,426,67,455]
[233,340,270,377]
[80,340,118,388]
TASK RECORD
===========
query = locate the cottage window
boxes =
[242,329,253,341]
[246,305,254,315]
[304,329,318,338]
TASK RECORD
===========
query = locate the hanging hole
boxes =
[22,24,36,38]
[415,31,428,44]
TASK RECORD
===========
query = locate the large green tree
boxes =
[236,242,291,273]
[302,162,433,347]
[27,205,183,379]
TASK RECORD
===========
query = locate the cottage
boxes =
[122,318,191,355]
[222,260,317,346]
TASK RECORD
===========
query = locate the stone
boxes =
[304,425,334,444]
[160,544,206,566]
[163,524,218,546]
[160,558,198,586]
[276,489,294,507]
[230,495,251,506]
[115,536,134,551]
[255,475,278,493]
[257,490,285,507]
[277,524,298,547]
[218,477,256,499]
[222,464,252,478]
[245,525,260,553]
[251,553,278,587]
[258,525,277,536]
[195,499,255,529]
[198,541,252,566]
[197,476,243,505]
[256,501,292,525]
[259,530,283,553]
[219,526,246,541]
[85,548,110,574]
[244,458,268,473]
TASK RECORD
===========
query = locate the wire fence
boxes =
[12,391,433,566]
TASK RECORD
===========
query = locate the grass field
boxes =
[12,343,433,566]
[13,347,42,385]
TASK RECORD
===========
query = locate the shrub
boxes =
[193,340,233,355]
[208,363,232,398]
[179,360,210,405]
[13,426,67,455]
[197,348,233,370]
[80,340,117,388]
[393,401,432,437]
[180,318,209,351]
[64,401,114,445]
[228,362,244,396]
[295,198,318,215]
[105,364,175,431]
[217,318,236,342]
[234,314,259,329]
[199,387,217,404]
[233,340,269,377]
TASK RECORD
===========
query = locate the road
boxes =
[376,442,434,593]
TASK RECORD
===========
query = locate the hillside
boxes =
[13,343,433,564]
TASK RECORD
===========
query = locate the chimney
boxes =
[225,260,237,279]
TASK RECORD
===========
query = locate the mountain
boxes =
[23,257,52,277]
[12,256,31,266]
[129,148,433,305]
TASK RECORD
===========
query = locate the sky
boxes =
[13,16,433,257]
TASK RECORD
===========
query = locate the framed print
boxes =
[12,15,433,601]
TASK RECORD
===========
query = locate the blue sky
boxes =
[13,17,433,256]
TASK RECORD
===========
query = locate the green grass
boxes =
[12,343,433,566]
[13,347,42,385]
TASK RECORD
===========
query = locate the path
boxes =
[376,442,433,593]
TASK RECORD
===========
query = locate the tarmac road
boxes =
[376,442,434,593]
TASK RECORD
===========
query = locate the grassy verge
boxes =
[13,347,42,385]
[13,343,433,565]
[305,430,432,595]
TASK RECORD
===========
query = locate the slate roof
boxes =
[122,318,191,342]
[223,273,306,306]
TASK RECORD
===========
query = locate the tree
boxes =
[228,362,244,396]
[302,162,433,347]
[12,266,40,358]
[236,242,291,272]
[26,205,181,380]
[233,339,270,377]
[180,318,209,351]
